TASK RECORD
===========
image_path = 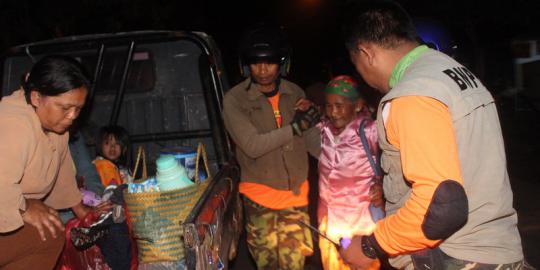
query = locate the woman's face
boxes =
[325,93,360,134]
[101,135,123,162]
[30,87,88,134]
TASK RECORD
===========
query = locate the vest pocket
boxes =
[383,174,411,204]
[381,154,411,204]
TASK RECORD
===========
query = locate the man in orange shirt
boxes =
[339,1,523,269]
[223,25,320,269]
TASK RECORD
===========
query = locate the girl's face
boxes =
[325,93,362,133]
[101,135,123,162]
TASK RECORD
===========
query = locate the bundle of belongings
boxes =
[71,184,128,249]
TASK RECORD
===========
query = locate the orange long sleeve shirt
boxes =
[374,96,464,255]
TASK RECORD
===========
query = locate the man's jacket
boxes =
[223,79,320,194]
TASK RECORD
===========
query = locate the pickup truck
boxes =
[0,30,243,270]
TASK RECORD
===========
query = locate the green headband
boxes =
[324,75,359,100]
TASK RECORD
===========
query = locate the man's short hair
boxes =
[342,0,419,51]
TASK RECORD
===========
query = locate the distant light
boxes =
[414,18,454,54]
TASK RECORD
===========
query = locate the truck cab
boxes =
[0,31,242,270]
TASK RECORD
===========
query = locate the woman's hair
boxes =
[22,55,91,103]
[96,125,131,166]
[342,0,418,51]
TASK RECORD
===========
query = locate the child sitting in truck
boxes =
[94,125,133,186]
[93,125,135,270]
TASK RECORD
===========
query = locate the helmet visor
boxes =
[243,44,284,64]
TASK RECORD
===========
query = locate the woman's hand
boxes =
[71,201,93,220]
[22,199,64,241]
[295,98,313,111]
[73,201,112,219]
[369,181,384,208]
[94,201,113,216]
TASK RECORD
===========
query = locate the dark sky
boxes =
[0,0,539,87]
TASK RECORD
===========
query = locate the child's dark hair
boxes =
[96,125,131,166]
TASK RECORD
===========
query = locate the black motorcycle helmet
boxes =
[238,24,291,77]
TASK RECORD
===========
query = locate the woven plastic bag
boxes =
[57,213,111,270]
[132,146,148,183]
[124,143,210,263]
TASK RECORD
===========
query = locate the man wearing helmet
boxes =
[223,25,321,270]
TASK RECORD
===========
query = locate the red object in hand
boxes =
[56,217,111,270]
[80,211,100,227]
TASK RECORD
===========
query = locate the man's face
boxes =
[249,62,280,92]
[31,87,88,134]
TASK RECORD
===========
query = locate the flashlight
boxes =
[339,237,352,249]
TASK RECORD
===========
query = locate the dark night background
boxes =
[1,0,539,268]
[1,0,539,89]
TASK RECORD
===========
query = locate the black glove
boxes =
[291,105,321,136]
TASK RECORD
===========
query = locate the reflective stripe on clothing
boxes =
[267,93,282,128]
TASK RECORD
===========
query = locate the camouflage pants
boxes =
[408,247,525,270]
[243,197,313,270]
[442,259,524,270]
